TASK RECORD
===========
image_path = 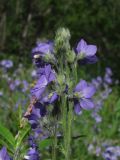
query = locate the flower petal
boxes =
[80,98,94,110]
[31,87,45,99]
[50,93,58,103]
[0,147,10,160]
[76,39,87,53]
[79,55,98,65]
[44,65,56,82]
[45,65,51,79]
[31,75,48,98]
[86,45,97,56]
[75,80,87,92]
[74,102,82,115]
[82,86,96,98]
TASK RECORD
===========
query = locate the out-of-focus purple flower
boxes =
[91,112,102,123]
[22,80,29,92]
[92,76,102,89]
[104,67,113,85]
[76,39,97,64]
[0,60,13,69]
[14,79,21,86]
[0,147,11,160]
[9,79,21,91]
[31,65,56,99]
[104,74,112,85]
[0,91,3,97]
[105,67,112,76]
[95,147,101,156]
[100,88,112,100]
[32,41,54,58]
[9,82,16,91]
[74,80,96,114]
[102,146,120,160]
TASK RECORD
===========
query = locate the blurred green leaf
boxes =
[0,123,15,148]
[15,122,30,149]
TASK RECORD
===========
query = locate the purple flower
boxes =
[91,112,102,123]
[26,102,46,129]
[31,65,56,99]
[103,67,113,85]
[31,77,47,99]
[32,41,54,58]
[22,80,29,92]
[74,80,96,114]
[24,147,39,160]
[104,75,112,85]
[14,79,21,86]
[9,82,16,91]
[34,102,46,117]
[0,147,11,160]
[32,41,54,67]
[37,65,56,81]
[76,39,97,57]
[105,67,112,76]
[76,39,97,64]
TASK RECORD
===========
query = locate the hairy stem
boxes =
[52,119,57,160]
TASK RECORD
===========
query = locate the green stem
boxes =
[52,120,57,160]
[61,93,73,160]
[66,101,73,160]
[61,95,67,157]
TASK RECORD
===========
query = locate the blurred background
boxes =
[0,0,120,78]
[0,1,120,159]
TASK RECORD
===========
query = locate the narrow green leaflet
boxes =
[0,139,13,154]
[15,123,30,149]
[0,123,15,148]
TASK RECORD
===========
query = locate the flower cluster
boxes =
[24,28,97,159]
[88,141,120,160]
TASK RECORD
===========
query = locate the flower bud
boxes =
[55,28,71,53]
[57,74,65,85]
[66,50,76,63]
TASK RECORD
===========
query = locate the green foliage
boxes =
[38,139,52,150]
[0,0,120,77]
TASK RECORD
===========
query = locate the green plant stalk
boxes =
[61,65,75,160]
[52,118,57,160]
[66,101,73,160]
[61,96,73,160]
[63,62,77,160]
[61,95,67,158]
